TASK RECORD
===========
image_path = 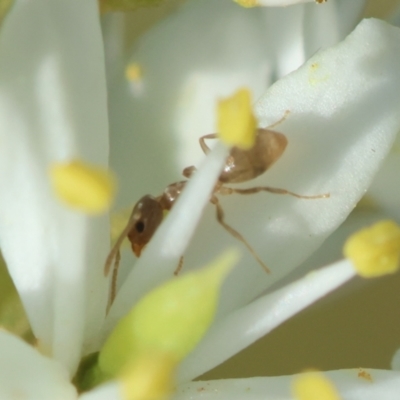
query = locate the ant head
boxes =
[127,195,164,257]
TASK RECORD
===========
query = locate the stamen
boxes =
[234,0,258,7]
[343,220,400,278]
[292,372,340,400]
[125,62,143,83]
[49,159,116,214]
[217,88,256,149]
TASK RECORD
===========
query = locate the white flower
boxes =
[0,0,110,374]
[0,0,400,399]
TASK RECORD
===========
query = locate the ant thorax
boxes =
[158,181,187,211]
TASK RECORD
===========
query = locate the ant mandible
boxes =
[104,112,329,308]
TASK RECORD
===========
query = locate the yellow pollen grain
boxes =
[292,372,340,400]
[120,353,176,400]
[50,159,116,214]
[217,88,256,150]
[125,62,143,83]
[234,0,258,8]
[343,220,400,278]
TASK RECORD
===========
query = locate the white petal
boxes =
[335,0,366,38]
[174,370,400,400]
[367,132,400,220]
[0,0,109,372]
[260,5,306,77]
[389,3,400,26]
[391,349,400,371]
[302,0,340,54]
[177,259,355,382]
[302,0,367,58]
[0,330,76,400]
[192,18,400,315]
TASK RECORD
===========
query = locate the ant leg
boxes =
[211,195,270,273]
[174,256,184,276]
[199,133,217,154]
[225,186,330,199]
[267,110,290,130]
[106,249,121,314]
[104,208,138,277]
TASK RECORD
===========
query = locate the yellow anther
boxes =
[125,63,143,83]
[234,0,258,7]
[217,88,257,149]
[343,220,400,278]
[120,353,176,400]
[292,372,340,400]
[50,159,116,214]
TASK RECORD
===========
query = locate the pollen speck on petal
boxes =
[49,159,116,214]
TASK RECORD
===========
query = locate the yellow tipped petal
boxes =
[50,159,116,214]
[99,250,239,377]
[234,0,258,7]
[120,353,175,400]
[292,372,340,400]
[343,220,400,278]
[217,88,257,149]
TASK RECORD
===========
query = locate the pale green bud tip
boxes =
[99,249,239,377]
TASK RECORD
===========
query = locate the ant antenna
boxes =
[104,207,138,312]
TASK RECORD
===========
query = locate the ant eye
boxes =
[135,221,145,233]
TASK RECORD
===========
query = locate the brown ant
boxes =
[104,112,329,308]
